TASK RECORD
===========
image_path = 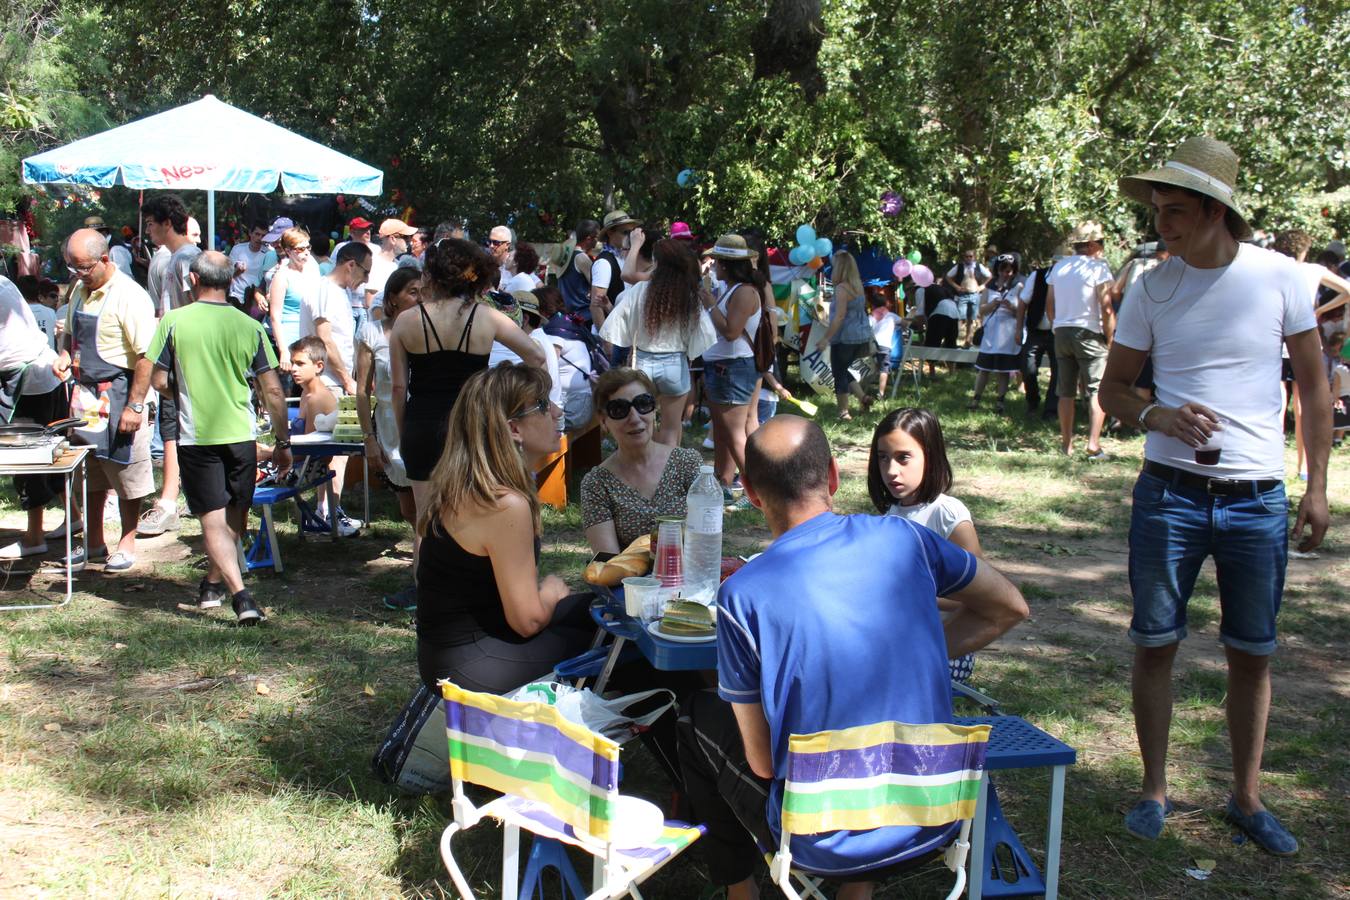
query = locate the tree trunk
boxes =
[751,0,825,101]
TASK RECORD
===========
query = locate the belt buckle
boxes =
[1206,478,1238,497]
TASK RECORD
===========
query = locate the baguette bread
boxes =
[584,534,653,586]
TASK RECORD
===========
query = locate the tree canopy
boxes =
[6,0,1350,260]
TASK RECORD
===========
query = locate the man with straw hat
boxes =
[589,210,640,331]
[1101,136,1329,856]
[1046,219,1114,458]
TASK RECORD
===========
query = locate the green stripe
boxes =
[452,742,611,824]
[783,780,979,815]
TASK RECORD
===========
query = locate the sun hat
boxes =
[1067,221,1105,244]
[262,216,295,242]
[511,290,542,322]
[83,215,110,232]
[378,218,417,238]
[670,221,694,240]
[600,210,640,238]
[348,216,374,231]
[702,234,759,262]
[1118,136,1252,239]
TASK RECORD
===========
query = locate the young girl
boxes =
[867,407,981,682]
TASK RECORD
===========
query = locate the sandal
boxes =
[838,412,854,422]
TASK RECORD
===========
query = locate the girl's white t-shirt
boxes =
[884,493,972,540]
[1115,244,1316,479]
[871,310,902,349]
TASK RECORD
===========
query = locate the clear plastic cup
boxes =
[621,576,660,619]
[1194,417,1227,466]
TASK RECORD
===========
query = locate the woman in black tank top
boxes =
[410,363,591,693]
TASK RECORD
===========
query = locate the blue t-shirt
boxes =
[717,511,978,875]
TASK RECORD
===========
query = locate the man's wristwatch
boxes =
[128,402,145,413]
[1137,402,1160,429]
[274,437,292,449]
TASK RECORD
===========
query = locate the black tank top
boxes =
[416,517,542,646]
[406,301,489,418]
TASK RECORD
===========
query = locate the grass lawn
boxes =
[2,371,1347,898]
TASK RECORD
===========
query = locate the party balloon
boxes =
[789,245,811,266]
[813,237,832,258]
[880,191,905,216]
[795,224,817,246]
[891,259,912,280]
[677,169,693,187]
[808,256,824,270]
[907,250,922,264]
[911,264,934,287]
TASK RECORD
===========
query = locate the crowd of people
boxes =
[0,133,1338,890]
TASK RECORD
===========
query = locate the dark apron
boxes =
[70,297,134,464]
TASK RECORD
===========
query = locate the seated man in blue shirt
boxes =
[677,416,1028,899]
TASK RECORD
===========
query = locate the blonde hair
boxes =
[278,226,310,251]
[831,251,864,297]
[418,363,550,536]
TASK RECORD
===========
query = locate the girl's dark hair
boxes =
[383,266,421,307]
[312,233,331,257]
[718,257,767,295]
[867,407,953,512]
[513,242,540,276]
[644,239,701,341]
[531,284,562,318]
[424,237,498,299]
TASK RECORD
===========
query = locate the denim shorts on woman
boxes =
[704,356,759,406]
[1127,470,1288,655]
[635,349,691,396]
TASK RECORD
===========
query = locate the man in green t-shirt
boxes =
[148,251,293,625]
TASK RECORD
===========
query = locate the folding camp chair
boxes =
[769,720,991,900]
[438,680,704,900]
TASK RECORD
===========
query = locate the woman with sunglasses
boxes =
[266,227,314,379]
[598,239,716,446]
[413,363,591,694]
[580,368,705,554]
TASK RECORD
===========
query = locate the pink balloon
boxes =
[891,259,913,280]
[911,264,934,287]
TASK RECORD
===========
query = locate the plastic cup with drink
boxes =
[1194,415,1228,466]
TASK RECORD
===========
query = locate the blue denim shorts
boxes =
[704,356,759,406]
[955,293,980,322]
[635,349,691,396]
[1127,470,1288,655]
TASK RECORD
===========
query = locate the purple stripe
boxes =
[446,700,619,790]
[787,741,985,783]
[502,796,582,841]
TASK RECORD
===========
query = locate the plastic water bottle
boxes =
[683,465,724,604]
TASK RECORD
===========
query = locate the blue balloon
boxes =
[789,245,811,266]
[677,168,695,188]
[795,224,816,246]
[813,237,832,258]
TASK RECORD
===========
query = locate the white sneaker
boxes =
[44,520,83,540]
[336,516,362,538]
[0,541,48,560]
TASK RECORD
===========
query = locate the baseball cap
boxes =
[379,218,417,238]
[262,217,295,242]
[348,216,373,231]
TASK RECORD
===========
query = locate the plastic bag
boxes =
[507,681,675,744]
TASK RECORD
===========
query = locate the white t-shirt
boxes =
[301,278,357,386]
[1115,244,1317,479]
[146,245,172,316]
[490,328,563,409]
[549,334,593,396]
[871,310,902,350]
[1048,254,1113,333]
[884,492,972,540]
[503,271,543,293]
[0,279,59,394]
[591,252,622,293]
[1019,271,1051,330]
[228,243,268,299]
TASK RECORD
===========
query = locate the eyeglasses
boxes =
[291,244,311,253]
[509,399,550,421]
[66,259,102,275]
[487,239,511,248]
[604,393,656,420]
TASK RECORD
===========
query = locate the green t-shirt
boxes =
[147,301,278,446]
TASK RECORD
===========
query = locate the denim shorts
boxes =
[1127,470,1288,655]
[757,395,778,424]
[635,349,691,396]
[704,356,759,406]
[955,293,980,322]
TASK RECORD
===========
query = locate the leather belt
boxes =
[1142,460,1281,497]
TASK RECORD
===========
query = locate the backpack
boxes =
[749,299,777,374]
[543,313,610,380]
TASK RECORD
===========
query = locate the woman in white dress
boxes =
[969,254,1024,413]
[356,266,419,528]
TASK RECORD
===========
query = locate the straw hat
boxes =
[1119,137,1251,239]
[510,290,542,322]
[702,234,759,262]
[600,210,640,239]
[83,215,110,232]
[1067,221,1105,244]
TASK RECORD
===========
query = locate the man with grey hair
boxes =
[52,228,158,572]
[147,250,292,624]
[488,225,514,289]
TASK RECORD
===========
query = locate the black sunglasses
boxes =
[604,393,656,420]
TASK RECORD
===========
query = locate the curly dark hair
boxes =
[643,239,702,343]
[513,242,540,278]
[424,237,498,300]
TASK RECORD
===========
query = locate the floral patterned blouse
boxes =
[580,447,704,549]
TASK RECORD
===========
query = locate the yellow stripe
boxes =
[450,759,612,842]
[782,798,979,833]
[440,681,620,762]
[789,721,990,755]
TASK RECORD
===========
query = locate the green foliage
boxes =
[5,0,1350,262]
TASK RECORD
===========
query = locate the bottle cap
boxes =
[699,465,714,474]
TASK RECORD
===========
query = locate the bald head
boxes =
[743,415,834,509]
[190,250,234,292]
[67,228,108,261]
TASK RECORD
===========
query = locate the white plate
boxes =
[648,620,716,643]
